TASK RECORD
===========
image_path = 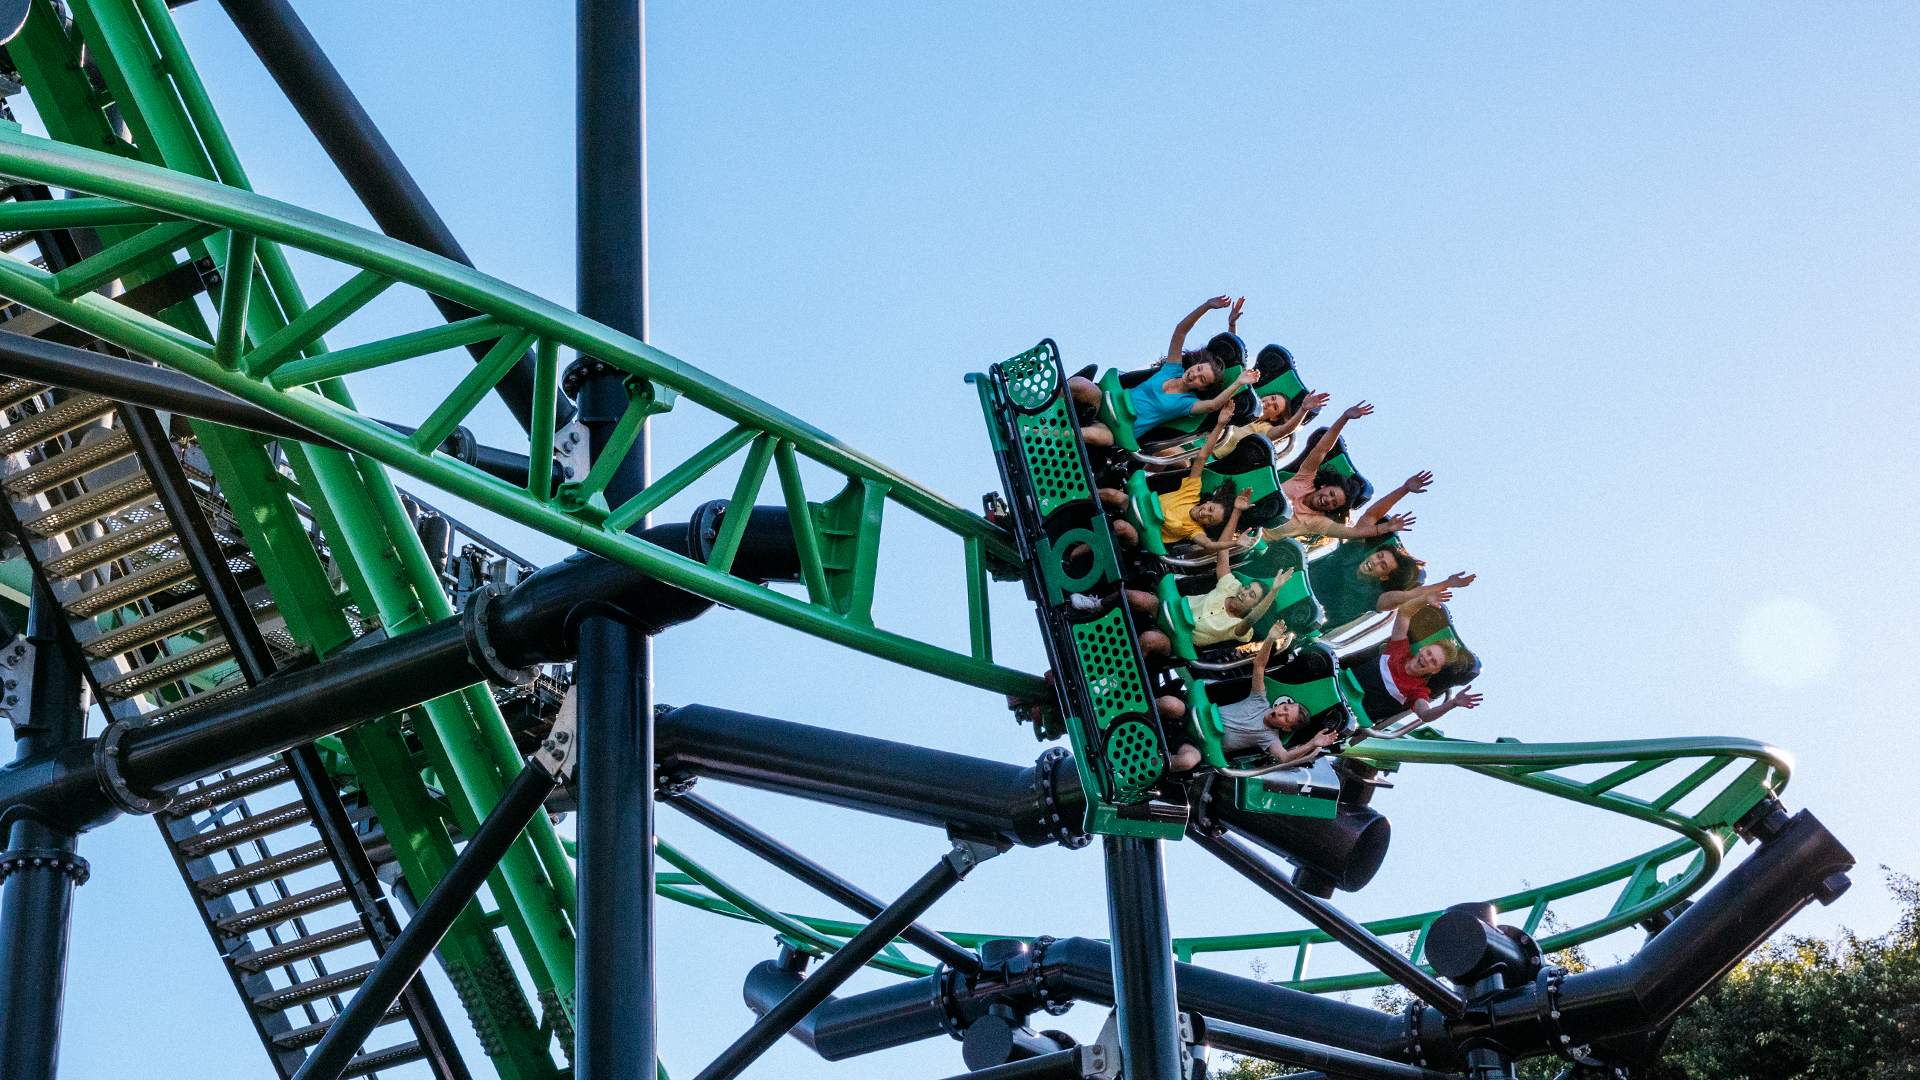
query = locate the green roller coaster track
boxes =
[0,0,1799,1073]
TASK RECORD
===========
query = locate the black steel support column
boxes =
[0,580,87,1080]
[294,763,561,1080]
[575,1,652,1079]
[121,406,471,1080]
[216,0,561,433]
[1102,837,1184,1080]
[1196,1018,1453,1080]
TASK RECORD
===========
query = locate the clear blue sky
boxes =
[23,2,1920,1078]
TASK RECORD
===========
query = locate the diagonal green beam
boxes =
[50,218,217,297]
[0,258,1045,699]
[0,128,1017,564]
[0,197,178,231]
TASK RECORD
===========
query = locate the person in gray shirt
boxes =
[1169,627,1339,770]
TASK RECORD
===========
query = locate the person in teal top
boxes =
[1070,294,1256,446]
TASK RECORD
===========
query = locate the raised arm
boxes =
[1187,405,1234,483]
[1388,588,1440,642]
[1168,295,1232,367]
[1190,367,1260,417]
[1295,401,1372,478]
[1232,568,1292,638]
[1376,571,1474,615]
[1409,685,1483,724]
[1271,390,1330,439]
[1268,727,1339,765]
[1250,627,1282,683]
[1358,470,1432,528]
[1226,296,1245,336]
[1190,486,1251,553]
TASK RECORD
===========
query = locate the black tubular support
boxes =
[573,0,653,1074]
[0,580,87,1080]
[1103,837,1184,1080]
[0,521,813,831]
[575,616,652,1080]
[1196,1018,1451,1080]
[656,703,1388,884]
[0,334,544,489]
[696,841,996,1080]
[216,0,561,433]
[292,762,559,1080]
[667,791,984,975]
[1189,828,1467,1020]
[931,1048,1090,1080]
[122,405,470,1080]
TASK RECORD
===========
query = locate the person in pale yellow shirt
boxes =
[1188,545,1293,648]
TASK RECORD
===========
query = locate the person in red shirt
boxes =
[1355,589,1483,728]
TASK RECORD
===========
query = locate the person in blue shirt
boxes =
[1070,295,1257,446]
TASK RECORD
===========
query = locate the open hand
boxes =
[1403,470,1434,494]
[1426,588,1453,606]
[1228,296,1245,332]
[1234,369,1261,388]
[1443,572,1476,589]
[1342,401,1374,421]
[1380,513,1415,533]
[1200,295,1232,311]
[1301,390,1330,412]
[1310,728,1340,748]
[1235,490,1253,510]
[1450,686,1483,709]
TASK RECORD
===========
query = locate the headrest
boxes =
[1253,343,1295,384]
[1206,332,1247,371]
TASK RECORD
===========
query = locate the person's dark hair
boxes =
[1197,480,1237,540]
[1179,350,1225,395]
[1377,545,1423,593]
[1309,469,1371,523]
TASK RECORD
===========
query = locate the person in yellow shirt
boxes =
[1153,406,1252,551]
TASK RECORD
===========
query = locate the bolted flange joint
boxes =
[464,585,535,687]
[0,846,89,886]
[94,718,171,815]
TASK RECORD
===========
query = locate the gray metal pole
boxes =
[575,2,651,1077]
[0,580,87,1080]
[1102,837,1184,1080]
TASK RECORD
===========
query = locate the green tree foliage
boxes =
[1644,869,1918,1080]
[1209,873,1917,1080]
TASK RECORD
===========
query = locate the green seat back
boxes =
[1183,679,1229,768]
[1154,574,1199,660]
[1125,471,1168,556]
[1095,369,1142,452]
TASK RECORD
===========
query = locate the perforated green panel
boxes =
[1016,400,1090,516]
[1104,720,1164,803]
[1000,348,1060,410]
[1071,609,1150,730]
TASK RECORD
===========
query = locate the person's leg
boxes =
[1109,519,1139,547]
[1138,630,1171,659]
[1068,375,1104,408]
[1156,694,1187,721]
[1169,742,1203,771]
[1123,589,1158,620]
[1097,488,1131,512]
[1080,422,1114,447]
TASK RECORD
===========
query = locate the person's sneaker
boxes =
[1067,593,1105,614]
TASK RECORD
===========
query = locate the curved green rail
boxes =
[0,127,1041,701]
